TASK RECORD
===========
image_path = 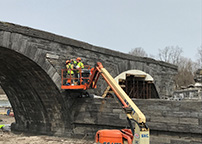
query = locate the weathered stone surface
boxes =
[179,117,199,125]
[170,140,191,144]
[72,98,202,143]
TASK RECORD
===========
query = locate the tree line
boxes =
[129,46,202,89]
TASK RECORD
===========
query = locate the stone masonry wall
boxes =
[0,22,178,97]
[72,98,202,144]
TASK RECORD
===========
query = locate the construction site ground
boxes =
[0,114,201,144]
[0,133,95,144]
[0,114,95,144]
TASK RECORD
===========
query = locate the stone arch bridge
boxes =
[0,22,178,136]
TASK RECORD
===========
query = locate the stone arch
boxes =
[0,31,61,88]
[0,46,70,134]
[114,70,159,98]
[102,69,159,98]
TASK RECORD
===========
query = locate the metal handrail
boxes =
[61,65,91,86]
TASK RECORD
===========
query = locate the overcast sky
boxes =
[0,0,201,61]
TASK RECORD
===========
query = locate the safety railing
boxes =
[61,65,91,89]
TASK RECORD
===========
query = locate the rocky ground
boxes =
[0,133,95,144]
[0,114,95,144]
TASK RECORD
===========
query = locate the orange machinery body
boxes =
[95,129,133,144]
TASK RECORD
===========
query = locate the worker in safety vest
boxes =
[66,60,74,85]
[76,57,84,69]
[73,59,78,67]
[75,57,84,84]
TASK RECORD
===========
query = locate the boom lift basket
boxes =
[61,65,91,90]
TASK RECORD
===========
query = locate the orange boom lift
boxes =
[61,62,150,144]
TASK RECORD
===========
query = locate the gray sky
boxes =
[0,0,201,60]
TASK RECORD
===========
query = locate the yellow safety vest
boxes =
[77,62,84,68]
[66,63,74,74]
[76,62,84,73]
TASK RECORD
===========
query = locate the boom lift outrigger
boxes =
[61,62,150,144]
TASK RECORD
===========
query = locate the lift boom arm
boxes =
[91,62,150,144]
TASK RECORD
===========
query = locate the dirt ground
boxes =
[0,114,95,144]
[0,133,95,144]
[0,114,15,125]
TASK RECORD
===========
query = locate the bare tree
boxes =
[158,46,183,65]
[196,46,202,68]
[129,47,148,57]
[174,57,196,89]
[158,46,197,89]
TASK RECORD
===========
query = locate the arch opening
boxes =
[102,69,159,99]
[0,47,68,134]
